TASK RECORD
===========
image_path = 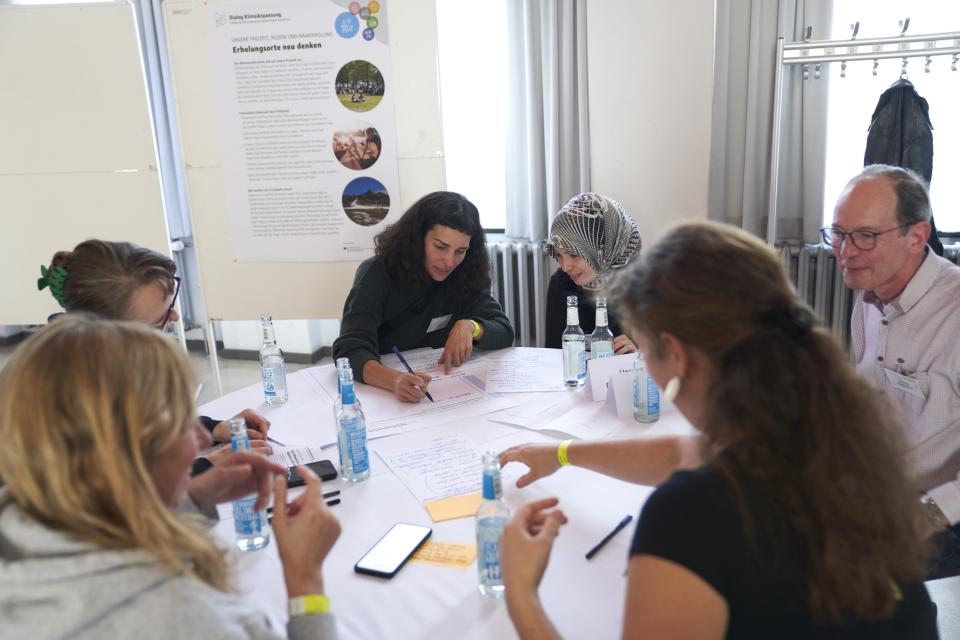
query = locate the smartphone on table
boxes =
[354,523,432,578]
[286,460,338,487]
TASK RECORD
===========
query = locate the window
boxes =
[435,0,508,230]
[823,2,960,231]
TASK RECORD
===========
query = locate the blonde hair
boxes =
[0,315,228,590]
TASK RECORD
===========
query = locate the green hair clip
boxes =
[38,265,69,309]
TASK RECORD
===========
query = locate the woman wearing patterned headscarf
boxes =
[544,193,641,351]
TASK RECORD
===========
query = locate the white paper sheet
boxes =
[487,389,625,440]
[586,352,636,402]
[268,445,328,467]
[374,424,523,503]
[306,363,517,440]
[479,347,568,393]
[198,369,339,448]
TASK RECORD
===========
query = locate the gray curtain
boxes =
[709,0,833,243]
[504,0,590,241]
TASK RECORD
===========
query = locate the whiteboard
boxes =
[0,1,171,324]
[163,0,446,320]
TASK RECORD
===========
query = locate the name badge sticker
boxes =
[426,314,452,333]
[882,367,925,399]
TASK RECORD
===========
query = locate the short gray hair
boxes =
[848,165,932,228]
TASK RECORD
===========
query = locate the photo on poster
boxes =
[335,60,385,112]
[332,122,382,170]
[342,176,389,226]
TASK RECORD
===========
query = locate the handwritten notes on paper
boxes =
[377,434,483,502]
[409,541,477,569]
[482,348,568,393]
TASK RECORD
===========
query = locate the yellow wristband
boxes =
[470,319,482,339]
[557,440,573,466]
[288,594,331,616]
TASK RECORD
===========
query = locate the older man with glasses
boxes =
[825,164,960,579]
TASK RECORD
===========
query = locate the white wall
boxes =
[586,0,715,245]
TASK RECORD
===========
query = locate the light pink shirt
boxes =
[851,250,960,523]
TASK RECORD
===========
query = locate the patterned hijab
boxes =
[547,193,641,290]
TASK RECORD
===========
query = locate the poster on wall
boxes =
[207,0,399,262]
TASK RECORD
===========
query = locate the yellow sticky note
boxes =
[409,541,477,569]
[424,492,482,522]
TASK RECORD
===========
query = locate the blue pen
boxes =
[391,346,434,402]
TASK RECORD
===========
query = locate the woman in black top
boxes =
[499,222,937,639]
[544,193,641,352]
[333,191,513,402]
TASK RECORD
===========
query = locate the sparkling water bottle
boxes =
[260,313,288,404]
[476,451,510,598]
[632,352,660,423]
[589,297,614,358]
[562,295,586,387]
[229,418,270,551]
[336,366,370,483]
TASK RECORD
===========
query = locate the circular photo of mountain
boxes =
[342,176,390,226]
[335,60,384,112]
[332,122,381,170]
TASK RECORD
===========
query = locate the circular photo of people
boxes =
[332,123,382,171]
[335,60,384,112]
[342,176,390,226]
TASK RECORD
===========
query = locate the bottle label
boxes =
[646,376,660,414]
[233,496,263,535]
[566,307,579,325]
[262,367,277,396]
[596,308,608,326]
[563,343,585,379]
[340,416,369,472]
[479,539,502,580]
[592,341,613,358]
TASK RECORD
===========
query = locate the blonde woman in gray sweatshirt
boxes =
[0,316,340,639]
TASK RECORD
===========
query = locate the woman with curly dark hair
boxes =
[333,191,513,402]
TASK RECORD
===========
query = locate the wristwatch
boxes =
[920,494,951,533]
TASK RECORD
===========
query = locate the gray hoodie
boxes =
[0,492,337,640]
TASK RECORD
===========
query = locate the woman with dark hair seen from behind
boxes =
[545,193,641,353]
[333,191,514,402]
[37,239,270,464]
[499,222,937,638]
[0,316,341,639]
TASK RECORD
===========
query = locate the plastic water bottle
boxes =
[229,418,270,551]
[562,295,586,387]
[589,297,614,358]
[476,451,510,598]
[333,357,356,422]
[260,313,288,404]
[632,352,660,423]
[336,366,370,483]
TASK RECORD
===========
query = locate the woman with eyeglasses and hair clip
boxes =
[499,222,937,639]
[333,191,514,402]
[544,193,642,354]
[0,315,341,639]
[37,239,271,469]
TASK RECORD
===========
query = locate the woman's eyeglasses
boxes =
[157,276,181,329]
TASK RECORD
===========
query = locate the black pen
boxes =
[266,435,286,447]
[391,346,435,402]
[585,515,633,560]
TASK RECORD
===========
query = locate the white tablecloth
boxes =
[201,352,694,639]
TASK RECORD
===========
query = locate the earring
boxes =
[663,377,681,403]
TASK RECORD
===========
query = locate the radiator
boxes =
[777,243,852,345]
[777,241,960,346]
[487,240,554,347]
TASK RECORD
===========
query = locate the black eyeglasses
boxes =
[157,276,181,329]
[819,224,911,251]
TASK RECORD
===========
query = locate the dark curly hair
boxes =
[374,191,491,294]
